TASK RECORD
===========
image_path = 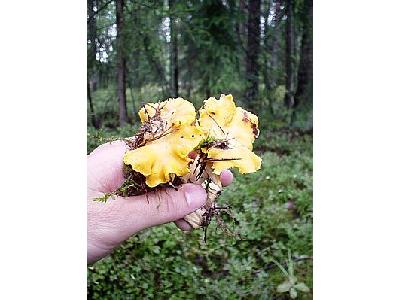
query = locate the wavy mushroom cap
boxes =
[199,94,262,174]
[129,98,201,187]
[138,97,196,129]
[125,94,262,188]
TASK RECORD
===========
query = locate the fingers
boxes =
[174,218,192,231]
[100,183,207,240]
[89,139,127,156]
[220,169,234,187]
[87,140,128,192]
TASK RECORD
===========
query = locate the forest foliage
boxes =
[87,129,313,299]
[87,0,313,130]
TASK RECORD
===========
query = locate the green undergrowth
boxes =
[87,127,313,299]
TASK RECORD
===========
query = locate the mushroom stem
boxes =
[182,156,223,228]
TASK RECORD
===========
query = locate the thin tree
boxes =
[185,38,195,98]
[116,0,128,126]
[88,0,97,76]
[264,0,284,90]
[87,0,98,128]
[239,0,247,42]
[262,0,271,91]
[294,0,312,108]
[284,0,295,108]
[244,0,261,109]
[169,0,179,97]
[87,79,98,128]
[129,0,141,121]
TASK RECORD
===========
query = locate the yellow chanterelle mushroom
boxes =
[124,98,203,187]
[121,94,262,229]
[198,94,262,175]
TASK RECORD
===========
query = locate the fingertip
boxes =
[220,169,234,187]
[89,139,127,155]
[188,151,198,160]
[182,183,207,209]
[174,219,193,231]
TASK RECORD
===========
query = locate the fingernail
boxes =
[183,184,206,208]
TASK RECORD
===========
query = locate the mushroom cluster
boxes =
[121,94,262,229]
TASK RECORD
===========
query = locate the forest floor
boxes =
[87,127,313,300]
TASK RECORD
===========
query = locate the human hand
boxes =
[87,140,233,264]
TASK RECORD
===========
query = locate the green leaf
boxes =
[270,258,289,277]
[277,280,292,293]
[288,249,294,276]
[290,287,298,299]
[294,282,310,292]
[289,275,297,285]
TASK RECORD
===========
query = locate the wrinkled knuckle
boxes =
[169,195,185,219]
[165,190,187,218]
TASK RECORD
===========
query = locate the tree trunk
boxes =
[116,0,128,126]
[244,0,261,110]
[87,0,97,73]
[264,0,281,91]
[169,0,179,97]
[87,78,98,128]
[235,0,247,80]
[130,1,141,121]
[284,0,295,108]
[186,39,195,98]
[205,70,211,99]
[186,66,192,98]
[294,0,312,108]
[87,0,98,128]
[262,0,271,92]
[239,0,247,44]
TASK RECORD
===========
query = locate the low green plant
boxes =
[273,250,310,299]
[87,129,312,299]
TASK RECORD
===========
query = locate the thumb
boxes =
[88,184,206,263]
[114,183,206,235]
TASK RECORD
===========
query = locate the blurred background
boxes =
[87,0,312,299]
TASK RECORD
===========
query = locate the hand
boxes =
[87,140,233,264]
